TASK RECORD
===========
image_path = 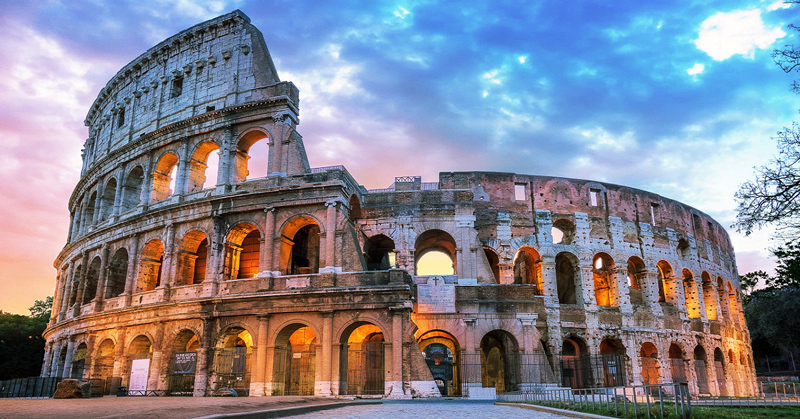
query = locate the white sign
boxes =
[129,358,150,391]
[417,276,456,313]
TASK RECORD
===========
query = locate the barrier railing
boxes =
[0,377,63,398]
[497,382,692,419]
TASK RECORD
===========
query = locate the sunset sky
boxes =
[0,1,798,314]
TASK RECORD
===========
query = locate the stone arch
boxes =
[592,253,617,307]
[677,238,691,259]
[151,152,179,202]
[224,222,261,279]
[99,178,117,220]
[127,335,153,391]
[177,230,209,285]
[562,336,590,388]
[701,272,717,320]
[669,343,687,383]
[83,256,101,305]
[363,234,395,271]
[71,342,88,379]
[84,190,97,227]
[640,342,660,385]
[92,339,115,393]
[717,277,730,320]
[555,252,579,304]
[415,229,457,276]
[339,322,385,395]
[626,256,646,304]
[188,140,221,192]
[551,218,576,245]
[165,329,199,395]
[272,323,318,396]
[349,194,362,221]
[683,269,701,319]
[694,345,710,394]
[599,338,626,386]
[213,326,253,396]
[417,330,461,396]
[136,239,164,292]
[121,165,144,212]
[656,260,675,304]
[714,347,727,396]
[480,329,521,393]
[728,281,741,326]
[279,215,321,275]
[513,246,543,294]
[106,247,128,298]
[234,129,269,183]
[68,263,82,307]
[483,246,500,283]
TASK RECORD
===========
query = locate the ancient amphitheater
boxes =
[41,10,756,399]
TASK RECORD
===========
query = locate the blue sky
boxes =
[0,0,797,313]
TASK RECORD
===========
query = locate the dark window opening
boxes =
[117,108,125,128]
[171,77,184,98]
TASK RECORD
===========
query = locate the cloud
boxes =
[695,8,786,61]
[687,63,705,75]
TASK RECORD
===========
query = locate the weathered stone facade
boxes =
[42,10,756,398]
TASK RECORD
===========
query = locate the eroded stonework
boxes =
[42,10,756,398]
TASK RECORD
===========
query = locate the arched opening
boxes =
[280,217,320,275]
[717,277,730,320]
[99,178,117,221]
[340,323,385,395]
[68,265,81,308]
[593,253,617,307]
[694,345,709,394]
[714,347,727,396]
[561,337,590,389]
[418,330,461,396]
[136,240,164,292]
[640,342,660,386]
[728,282,741,326]
[551,218,575,245]
[669,343,686,383]
[84,191,97,227]
[55,346,68,378]
[514,247,543,294]
[556,252,578,304]
[177,231,209,286]
[677,238,691,259]
[121,166,144,212]
[225,224,261,279]
[656,260,673,304]
[167,330,199,396]
[93,339,115,395]
[363,234,395,271]
[349,195,362,221]
[151,152,179,202]
[480,330,520,393]
[127,335,153,393]
[683,269,701,318]
[599,338,626,386]
[71,343,88,379]
[213,327,252,396]
[702,272,717,320]
[627,256,646,304]
[273,325,317,396]
[105,248,128,298]
[83,257,101,305]
[188,141,221,192]
[415,229,457,276]
[483,247,500,283]
[234,131,269,182]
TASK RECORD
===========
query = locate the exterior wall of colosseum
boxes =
[42,10,756,399]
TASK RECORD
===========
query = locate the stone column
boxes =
[615,266,633,314]
[463,316,479,391]
[158,223,176,301]
[74,252,90,315]
[93,245,110,311]
[250,315,269,396]
[260,207,275,276]
[112,165,126,219]
[318,311,334,396]
[49,340,63,377]
[148,322,165,391]
[455,214,476,279]
[63,338,76,379]
[194,317,214,396]
[122,234,140,307]
[112,329,127,379]
[387,309,405,397]
[322,200,338,272]
[175,140,190,196]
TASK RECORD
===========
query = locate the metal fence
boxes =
[0,377,63,398]
[498,382,692,419]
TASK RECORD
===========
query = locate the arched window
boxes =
[363,234,395,271]
[121,166,144,212]
[136,240,164,292]
[225,224,261,279]
[728,281,741,326]
[349,195,362,221]
[106,248,128,298]
[593,253,617,307]
[717,277,730,320]
[279,217,320,275]
[551,219,575,245]
[683,269,701,318]
[627,256,646,304]
[151,152,178,202]
[234,131,269,182]
[701,272,717,320]
[177,231,209,285]
[99,178,117,221]
[84,191,97,227]
[415,230,457,276]
[83,257,101,305]
[514,247,543,294]
[188,141,220,192]
[556,252,578,304]
[483,247,500,283]
[656,260,674,304]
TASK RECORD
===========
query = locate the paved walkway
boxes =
[290,400,577,419]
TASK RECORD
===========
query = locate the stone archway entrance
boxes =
[272,325,317,396]
[212,327,252,396]
[340,323,385,395]
[167,330,199,396]
[480,330,520,393]
[418,330,461,396]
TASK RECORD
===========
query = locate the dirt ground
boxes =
[0,396,355,419]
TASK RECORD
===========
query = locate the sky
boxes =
[0,0,798,315]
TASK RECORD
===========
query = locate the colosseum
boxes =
[41,10,756,399]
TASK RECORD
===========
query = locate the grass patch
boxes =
[691,406,800,418]
[515,401,800,418]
